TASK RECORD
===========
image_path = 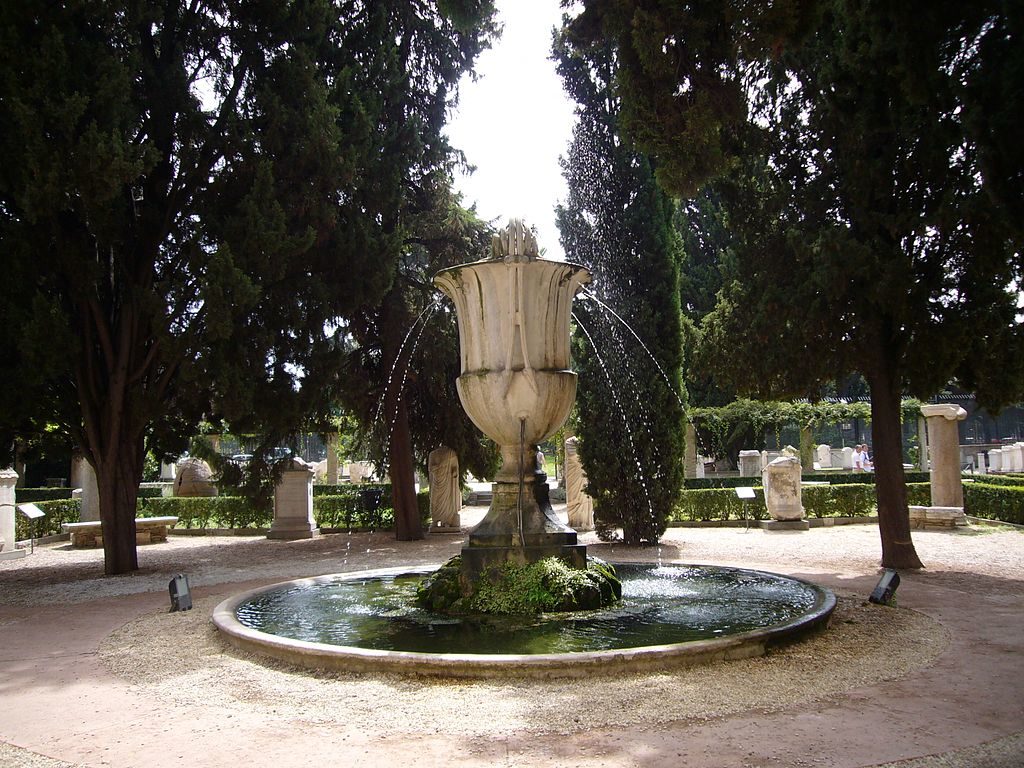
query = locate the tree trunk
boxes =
[94,436,145,576]
[865,367,924,570]
[389,398,422,541]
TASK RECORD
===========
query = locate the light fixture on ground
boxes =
[869,569,900,605]
[169,573,192,612]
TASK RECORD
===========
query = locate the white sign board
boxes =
[16,503,45,519]
[734,486,756,500]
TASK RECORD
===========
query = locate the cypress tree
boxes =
[554,31,686,546]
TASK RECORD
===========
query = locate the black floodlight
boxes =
[869,568,900,605]
[169,573,193,612]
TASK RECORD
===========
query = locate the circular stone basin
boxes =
[213,563,835,679]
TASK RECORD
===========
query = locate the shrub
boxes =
[964,483,1024,525]
[905,483,932,506]
[15,498,80,539]
[802,484,875,518]
[969,474,1024,488]
[139,496,272,529]
[671,488,766,522]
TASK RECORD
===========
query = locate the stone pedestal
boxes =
[349,461,372,484]
[72,455,101,522]
[908,505,968,529]
[268,458,318,540]
[326,434,340,485]
[816,444,832,469]
[839,446,854,470]
[762,456,806,529]
[159,460,177,482]
[1011,443,1024,473]
[0,468,27,561]
[684,423,699,479]
[989,448,1003,472]
[921,404,967,508]
[428,446,461,531]
[738,450,761,477]
[564,437,594,532]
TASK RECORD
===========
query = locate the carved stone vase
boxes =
[434,220,591,581]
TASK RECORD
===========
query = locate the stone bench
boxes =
[61,516,179,548]
[908,506,968,530]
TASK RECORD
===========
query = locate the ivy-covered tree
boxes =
[554,30,686,546]
[0,1,496,574]
[339,184,500,539]
[570,1,1024,569]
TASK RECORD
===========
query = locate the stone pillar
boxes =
[989,448,1003,473]
[564,437,594,531]
[917,416,930,471]
[920,404,967,508]
[428,446,461,531]
[268,457,318,540]
[761,456,807,530]
[159,460,177,482]
[0,468,26,560]
[684,423,699,479]
[72,455,101,522]
[738,450,761,477]
[840,447,854,470]
[976,453,987,474]
[816,444,832,468]
[1014,443,1024,473]
[326,433,340,485]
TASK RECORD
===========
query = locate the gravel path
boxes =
[1,516,1022,767]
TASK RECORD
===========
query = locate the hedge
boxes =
[964,483,1024,525]
[669,482,877,523]
[968,474,1024,488]
[15,487,73,502]
[15,498,80,539]
[140,496,272,529]
[683,471,930,490]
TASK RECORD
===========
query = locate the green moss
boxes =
[417,555,622,616]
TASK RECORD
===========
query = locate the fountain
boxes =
[213,219,835,678]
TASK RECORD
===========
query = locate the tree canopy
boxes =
[568,0,1023,568]
[0,0,496,573]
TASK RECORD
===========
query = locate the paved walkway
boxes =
[1,513,1022,768]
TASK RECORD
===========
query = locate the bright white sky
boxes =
[445,0,576,260]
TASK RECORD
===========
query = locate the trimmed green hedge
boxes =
[670,481,880,523]
[905,483,932,506]
[15,498,80,539]
[683,471,930,490]
[140,496,272,529]
[802,484,876,518]
[969,474,1024,488]
[15,487,73,502]
[964,483,1024,525]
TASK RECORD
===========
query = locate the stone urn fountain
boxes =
[433,220,591,583]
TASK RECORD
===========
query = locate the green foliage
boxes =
[15,499,80,539]
[968,474,1024,488]
[554,27,686,546]
[140,497,272,530]
[0,1,497,574]
[905,484,933,507]
[669,482,877,523]
[964,484,1024,525]
[468,558,621,615]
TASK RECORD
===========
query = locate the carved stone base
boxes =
[760,519,810,532]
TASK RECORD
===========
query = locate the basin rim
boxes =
[212,563,836,679]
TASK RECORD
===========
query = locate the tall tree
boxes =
[570,0,1024,568]
[0,1,496,574]
[554,30,686,546]
[339,184,500,540]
